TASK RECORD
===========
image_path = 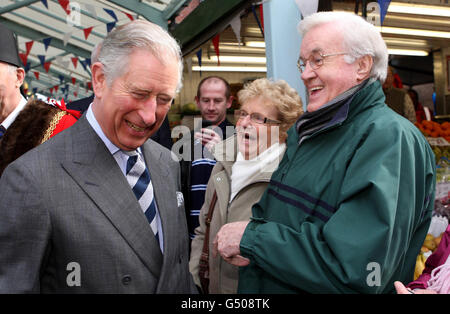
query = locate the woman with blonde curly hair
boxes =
[189,78,303,293]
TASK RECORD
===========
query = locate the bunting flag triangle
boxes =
[33,71,40,80]
[196,49,202,67]
[71,77,76,85]
[83,3,97,18]
[43,61,51,73]
[196,49,202,77]
[24,62,31,73]
[83,27,94,40]
[230,15,242,46]
[186,57,192,81]
[259,4,264,32]
[54,85,59,93]
[377,0,391,25]
[252,5,264,38]
[58,0,71,15]
[80,59,88,72]
[61,59,70,68]
[59,75,64,84]
[85,58,91,67]
[25,41,34,56]
[123,11,135,21]
[63,31,73,46]
[106,22,116,33]
[33,87,37,94]
[104,8,118,21]
[71,57,78,69]
[54,55,63,67]
[295,0,318,18]
[43,37,52,51]
[19,53,28,67]
[87,81,92,91]
[37,55,46,67]
[50,87,54,94]
[74,91,78,98]
[40,0,48,9]
[212,34,220,66]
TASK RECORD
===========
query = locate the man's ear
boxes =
[356,55,373,82]
[226,96,233,109]
[91,62,106,99]
[15,67,25,87]
[194,96,200,108]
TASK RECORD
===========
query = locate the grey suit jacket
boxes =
[0,116,196,293]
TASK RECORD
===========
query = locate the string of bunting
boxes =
[26,0,137,99]
[191,3,263,74]
[32,78,90,101]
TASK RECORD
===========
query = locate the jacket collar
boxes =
[212,134,283,183]
[286,79,386,159]
[212,135,237,179]
[295,79,385,142]
[345,79,386,121]
[295,80,368,141]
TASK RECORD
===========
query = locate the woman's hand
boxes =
[394,281,437,294]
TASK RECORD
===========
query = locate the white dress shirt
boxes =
[1,96,27,130]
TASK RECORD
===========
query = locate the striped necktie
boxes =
[124,150,160,247]
[0,125,6,139]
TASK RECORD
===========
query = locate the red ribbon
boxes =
[51,98,82,119]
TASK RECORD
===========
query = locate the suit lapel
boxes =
[61,116,163,279]
[142,142,187,292]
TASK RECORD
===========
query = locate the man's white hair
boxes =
[97,20,183,92]
[298,11,388,83]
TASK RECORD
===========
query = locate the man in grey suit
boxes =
[0,20,196,293]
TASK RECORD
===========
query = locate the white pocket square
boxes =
[176,191,184,207]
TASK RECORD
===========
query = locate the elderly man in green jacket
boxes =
[214,11,436,294]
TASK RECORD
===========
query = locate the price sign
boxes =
[427,137,450,146]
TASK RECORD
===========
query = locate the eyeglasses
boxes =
[297,51,348,73]
[234,109,281,125]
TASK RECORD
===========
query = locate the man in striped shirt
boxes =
[180,76,234,240]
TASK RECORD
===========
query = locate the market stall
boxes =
[413,121,450,279]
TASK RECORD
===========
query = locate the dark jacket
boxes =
[179,119,234,236]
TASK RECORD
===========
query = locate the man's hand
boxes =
[194,128,222,152]
[213,221,250,267]
[394,281,437,294]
